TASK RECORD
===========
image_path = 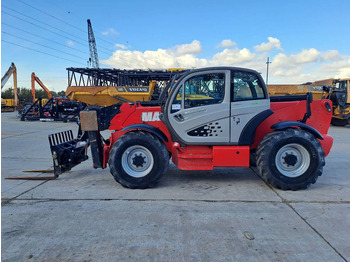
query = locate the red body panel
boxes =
[104,99,333,169]
[171,144,249,170]
[104,103,172,168]
[212,146,249,167]
[172,144,213,170]
[109,103,172,149]
[251,99,333,156]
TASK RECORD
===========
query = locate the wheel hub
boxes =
[132,153,146,168]
[283,152,298,167]
[275,143,310,178]
[122,145,154,178]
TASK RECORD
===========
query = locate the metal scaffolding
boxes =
[67,68,187,89]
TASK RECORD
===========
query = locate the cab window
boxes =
[182,73,225,109]
[232,71,265,101]
[337,80,347,91]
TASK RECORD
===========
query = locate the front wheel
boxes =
[256,129,325,190]
[109,131,169,189]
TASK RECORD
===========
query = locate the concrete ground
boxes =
[1,111,349,262]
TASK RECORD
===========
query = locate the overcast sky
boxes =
[1,0,350,92]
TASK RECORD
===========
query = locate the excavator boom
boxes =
[31,72,52,103]
[1,62,18,106]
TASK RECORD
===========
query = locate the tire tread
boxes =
[109,131,169,189]
[256,128,324,190]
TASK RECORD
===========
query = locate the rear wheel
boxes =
[256,129,325,190]
[250,150,257,167]
[109,131,169,189]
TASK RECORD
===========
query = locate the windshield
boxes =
[337,81,347,91]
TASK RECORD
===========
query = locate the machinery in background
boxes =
[20,72,86,122]
[316,78,350,126]
[87,19,99,69]
[31,72,52,103]
[65,67,186,106]
[20,97,86,122]
[268,78,350,126]
[1,62,18,112]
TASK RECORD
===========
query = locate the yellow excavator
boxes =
[1,62,18,112]
[268,78,350,126]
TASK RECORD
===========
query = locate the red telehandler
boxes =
[47,67,333,190]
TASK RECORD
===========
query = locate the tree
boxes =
[18,87,32,102]
[57,90,66,97]
[1,87,67,103]
[1,88,14,99]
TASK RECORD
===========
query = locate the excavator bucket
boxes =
[49,130,89,175]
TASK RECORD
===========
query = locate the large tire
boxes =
[250,150,257,167]
[109,131,169,189]
[331,117,348,126]
[256,129,325,190]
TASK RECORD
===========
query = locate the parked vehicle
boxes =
[49,67,334,190]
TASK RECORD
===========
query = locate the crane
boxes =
[31,72,52,103]
[87,19,99,69]
[1,62,18,107]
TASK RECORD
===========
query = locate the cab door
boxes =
[230,70,270,143]
[164,69,231,145]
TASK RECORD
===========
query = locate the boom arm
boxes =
[87,19,99,68]
[1,62,18,106]
[31,72,52,103]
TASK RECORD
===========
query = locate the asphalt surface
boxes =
[1,112,349,262]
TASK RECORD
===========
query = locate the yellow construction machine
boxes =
[66,81,157,107]
[268,78,350,126]
[65,68,186,107]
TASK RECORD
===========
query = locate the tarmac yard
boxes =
[1,112,350,262]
